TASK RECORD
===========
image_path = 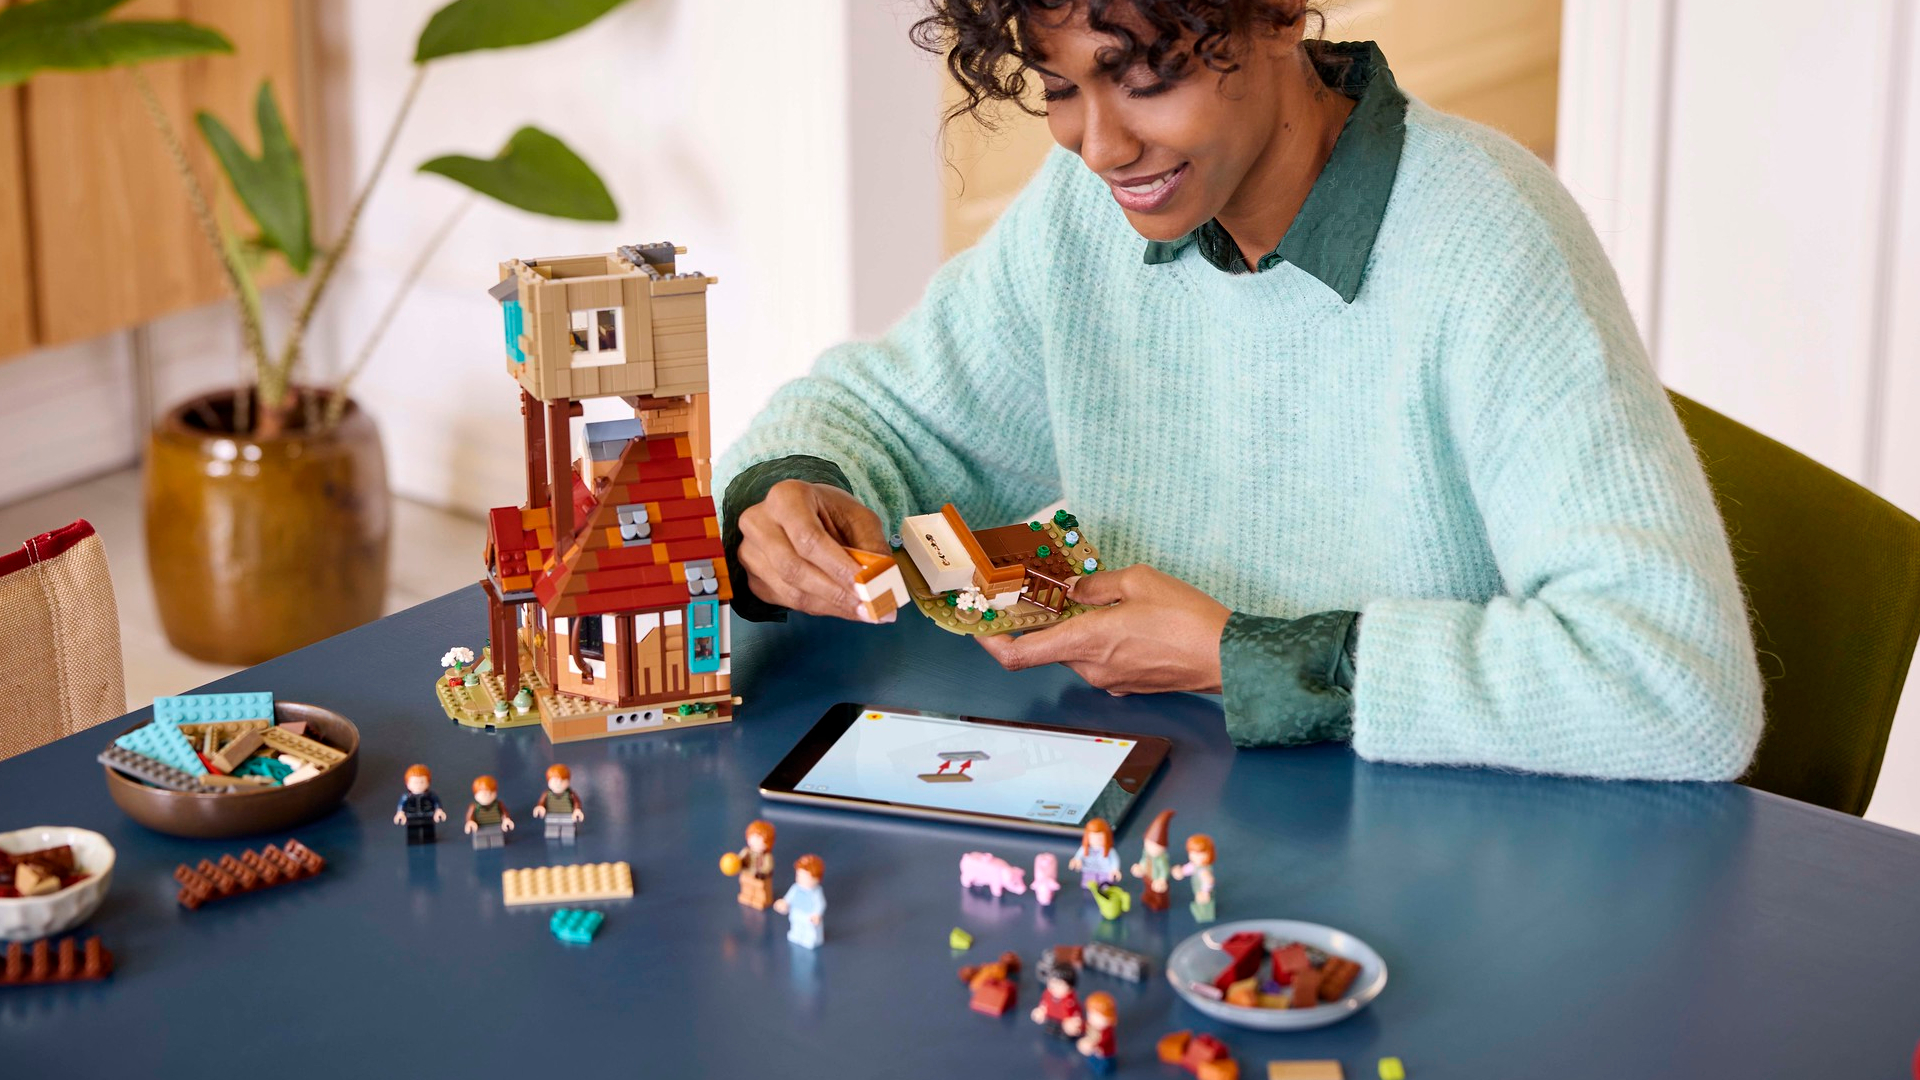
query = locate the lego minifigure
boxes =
[1172,833,1217,922]
[719,819,776,909]
[464,775,516,849]
[772,854,826,949]
[1077,992,1117,1072]
[1032,852,1061,906]
[1130,809,1176,912]
[531,763,585,843]
[392,764,447,844]
[1068,818,1121,890]
[1030,949,1084,1038]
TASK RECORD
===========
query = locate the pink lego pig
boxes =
[960,851,1028,898]
[1032,852,1061,906]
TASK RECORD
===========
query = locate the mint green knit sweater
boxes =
[716,101,1765,782]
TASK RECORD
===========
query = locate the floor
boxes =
[0,468,486,709]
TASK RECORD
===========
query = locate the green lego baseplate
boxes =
[891,510,1103,638]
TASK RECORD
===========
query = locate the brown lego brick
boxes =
[1319,956,1361,1002]
[0,937,113,986]
[1289,969,1322,1008]
[175,840,325,910]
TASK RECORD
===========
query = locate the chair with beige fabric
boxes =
[0,519,127,760]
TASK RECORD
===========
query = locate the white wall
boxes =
[1560,0,1920,831]
[307,0,944,512]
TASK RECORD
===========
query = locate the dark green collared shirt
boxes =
[1142,40,1407,302]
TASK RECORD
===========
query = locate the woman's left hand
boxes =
[975,565,1231,695]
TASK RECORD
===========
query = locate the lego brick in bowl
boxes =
[101,702,359,839]
[1166,918,1388,1031]
[0,826,115,941]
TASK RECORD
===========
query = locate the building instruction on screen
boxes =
[796,708,1135,824]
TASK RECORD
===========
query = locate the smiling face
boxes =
[1025,2,1311,241]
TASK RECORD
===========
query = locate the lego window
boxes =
[692,603,715,630]
[578,613,604,660]
[596,309,618,352]
[569,307,623,368]
[693,637,715,661]
[569,309,589,352]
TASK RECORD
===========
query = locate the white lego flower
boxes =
[954,588,986,613]
[442,646,476,670]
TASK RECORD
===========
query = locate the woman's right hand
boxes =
[736,480,891,622]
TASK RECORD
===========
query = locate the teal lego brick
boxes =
[549,908,605,944]
[153,692,275,726]
[114,722,207,777]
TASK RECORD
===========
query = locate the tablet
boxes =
[759,702,1171,836]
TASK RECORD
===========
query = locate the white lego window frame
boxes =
[569,307,625,368]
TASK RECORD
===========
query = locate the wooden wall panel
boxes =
[21,0,302,349]
[940,0,1563,255]
[0,0,33,361]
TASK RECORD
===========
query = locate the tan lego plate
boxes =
[890,516,1101,637]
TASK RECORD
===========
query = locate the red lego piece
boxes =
[1270,942,1311,985]
[175,839,325,910]
[970,976,1016,1016]
[1211,931,1268,994]
[0,937,113,986]
[1157,1031,1240,1080]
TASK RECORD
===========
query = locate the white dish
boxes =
[1166,918,1388,1031]
[0,826,115,941]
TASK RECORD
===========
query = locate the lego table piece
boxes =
[258,727,346,771]
[1268,1063,1344,1080]
[1077,992,1118,1073]
[549,908,605,944]
[1131,809,1176,912]
[393,764,448,844]
[948,927,973,951]
[1159,1031,1240,1080]
[919,749,988,783]
[532,764,585,843]
[1030,949,1083,1039]
[154,691,274,726]
[175,840,326,910]
[1376,1059,1405,1080]
[501,862,634,907]
[0,937,113,986]
[719,819,774,909]
[772,854,825,949]
[1082,942,1150,983]
[114,721,207,778]
[96,744,207,792]
[1032,852,1061,905]
[465,775,515,849]
[959,851,1027,897]
[843,545,908,622]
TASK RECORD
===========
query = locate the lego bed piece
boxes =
[502,861,634,907]
[890,508,1102,637]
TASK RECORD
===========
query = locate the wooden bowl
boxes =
[102,702,359,839]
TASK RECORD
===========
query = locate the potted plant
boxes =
[0,0,629,663]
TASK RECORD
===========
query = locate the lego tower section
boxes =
[435,242,738,743]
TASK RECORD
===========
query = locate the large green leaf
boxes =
[196,82,313,274]
[415,0,630,63]
[419,127,617,222]
[0,0,230,86]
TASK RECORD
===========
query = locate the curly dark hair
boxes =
[912,0,1325,131]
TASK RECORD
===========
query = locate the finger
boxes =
[778,516,870,615]
[975,617,1097,671]
[820,492,890,555]
[738,523,857,616]
[1068,564,1143,607]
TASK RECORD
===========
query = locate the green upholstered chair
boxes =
[1671,392,1920,815]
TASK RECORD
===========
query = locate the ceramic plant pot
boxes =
[144,389,391,665]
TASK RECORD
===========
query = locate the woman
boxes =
[716,1,1763,780]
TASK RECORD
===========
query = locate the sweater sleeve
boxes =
[713,150,1075,536]
[1349,185,1764,781]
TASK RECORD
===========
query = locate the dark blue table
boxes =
[5,587,1920,1078]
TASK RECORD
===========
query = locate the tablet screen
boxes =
[792,706,1140,825]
